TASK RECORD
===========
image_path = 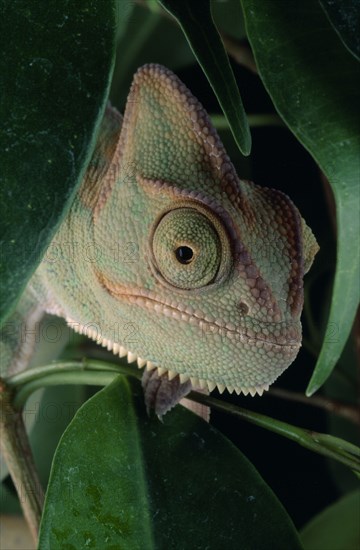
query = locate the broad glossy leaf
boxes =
[320,0,360,61]
[301,490,360,550]
[0,0,118,323]
[39,377,302,549]
[240,0,360,395]
[29,384,89,487]
[115,0,134,42]
[159,0,251,155]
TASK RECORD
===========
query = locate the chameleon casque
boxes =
[1,64,319,416]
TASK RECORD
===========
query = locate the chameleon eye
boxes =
[152,207,227,290]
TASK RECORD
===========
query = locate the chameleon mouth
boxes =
[67,317,277,397]
[97,274,301,349]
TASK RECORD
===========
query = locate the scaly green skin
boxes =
[1,64,319,407]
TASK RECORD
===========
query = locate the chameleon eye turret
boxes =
[151,207,226,290]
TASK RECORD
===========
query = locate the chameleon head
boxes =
[82,64,319,397]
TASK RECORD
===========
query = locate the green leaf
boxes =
[1,384,87,509]
[301,490,360,550]
[115,0,134,42]
[39,377,302,549]
[320,0,360,61]
[0,0,118,323]
[158,0,251,156]
[240,0,360,395]
[29,385,89,487]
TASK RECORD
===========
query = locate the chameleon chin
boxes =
[1,64,319,417]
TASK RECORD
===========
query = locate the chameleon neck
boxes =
[32,105,126,328]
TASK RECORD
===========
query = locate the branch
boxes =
[267,387,360,425]
[5,360,360,474]
[0,378,44,545]
[7,359,139,409]
[188,391,360,474]
[211,113,284,130]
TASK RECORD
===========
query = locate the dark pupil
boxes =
[175,246,193,264]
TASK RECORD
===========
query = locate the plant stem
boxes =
[188,391,360,473]
[211,113,285,130]
[7,359,140,409]
[5,360,360,474]
[267,387,360,425]
[0,378,44,545]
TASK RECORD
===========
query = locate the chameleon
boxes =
[1,64,319,416]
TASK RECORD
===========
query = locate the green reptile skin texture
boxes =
[1,64,319,402]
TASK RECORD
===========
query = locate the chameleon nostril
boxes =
[238,302,249,315]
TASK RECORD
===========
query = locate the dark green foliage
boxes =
[1,1,359,548]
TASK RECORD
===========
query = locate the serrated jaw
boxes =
[67,319,271,397]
